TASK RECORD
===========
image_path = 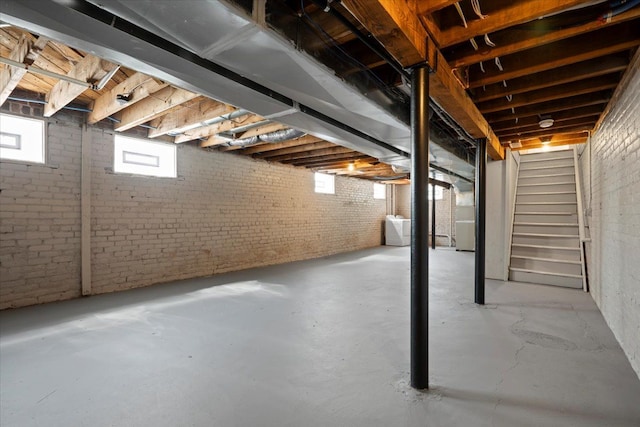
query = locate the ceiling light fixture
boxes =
[348,162,355,172]
[538,117,554,128]
[540,136,552,145]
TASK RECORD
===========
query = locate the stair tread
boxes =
[518,181,575,187]
[515,211,576,215]
[512,243,580,251]
[519,172,574,178]
[517,201,577,205]
[511,255,581,265]
[517,191,576,195]
[514,222,578,227]
[509,267,582,279]
[520,164,574,171]
[513,232,578,238]
[520,150,573,163]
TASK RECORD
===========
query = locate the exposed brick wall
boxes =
[0,101,84,307]
[581,64,640,378]
[0,102,387,308]
[395,184,456,246]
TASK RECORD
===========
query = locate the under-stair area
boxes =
[509,149,586,289]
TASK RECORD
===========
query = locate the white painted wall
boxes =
[579,63,640,378]
[485,149,519,280]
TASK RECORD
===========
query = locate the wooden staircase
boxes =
[509,149,585,289]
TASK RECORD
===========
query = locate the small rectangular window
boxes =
[373,183,386,199]
[0,113,45,164]
[314,172,335,194]
[114,135,176,178]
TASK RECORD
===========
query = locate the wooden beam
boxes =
[468,22,640,89]
[516,131,589,145]
[477,75,619,114]
[44,54,118,117]
[255,141,336,158]
[112,86,198,131]
[148,98,237,138]
[87,72,165,124]
[341,0,427,67]
[237,122,286,139]
[304,156,379,169]
[412,0,460,16]
[491,105,605,132]
[267,146,356,163]
[200,135,233,148]
[521,133,589,144]
[436,0,590,49]
[497,117,599,139]
[174,114,263,144]
[448,7,640,68]
[420,13,442,47]
[485,91,611,123]
[505,125,594,141]
[1,35,48,105]
[290,152,371,166]
[427,37,504,159]
[472,55,628,103]
[240,135,324,155]
[511,137,587,151]
[342,0,504,159]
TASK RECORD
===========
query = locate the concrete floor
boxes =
[1,247,639,427]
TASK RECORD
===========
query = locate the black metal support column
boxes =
[410,65,429,389]
[475,138,487,305]
[431,178,436,250]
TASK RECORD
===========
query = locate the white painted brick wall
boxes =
[395,184,456,246]
[0,107,83,307]
[581,65,640,378]
[0,103,387,308]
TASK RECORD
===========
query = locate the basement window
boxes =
[428,184,444,200]
[314,172,335,194]
[114,135,177,178]
[373,183,386,199]
[0,113,45,164]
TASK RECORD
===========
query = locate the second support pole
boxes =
[410,65,430,389]
[475,139,487,305]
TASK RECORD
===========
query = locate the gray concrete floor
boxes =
[1,247,639,427]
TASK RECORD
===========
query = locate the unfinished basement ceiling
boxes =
[332,0,639,151]
[3,0,635,181]
[0,27,404,181]
[0,0,479,188]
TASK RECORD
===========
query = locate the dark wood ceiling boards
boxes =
[417,0,640,150]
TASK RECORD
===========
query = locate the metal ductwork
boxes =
[1,0,478,187]
[225,128,306,147]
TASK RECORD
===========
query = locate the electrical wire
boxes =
[494,56,503,71]
[454,2,468,27]
[471,0,488,19]
[484,33,496,47]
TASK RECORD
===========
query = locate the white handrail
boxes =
[573,146,588,292]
